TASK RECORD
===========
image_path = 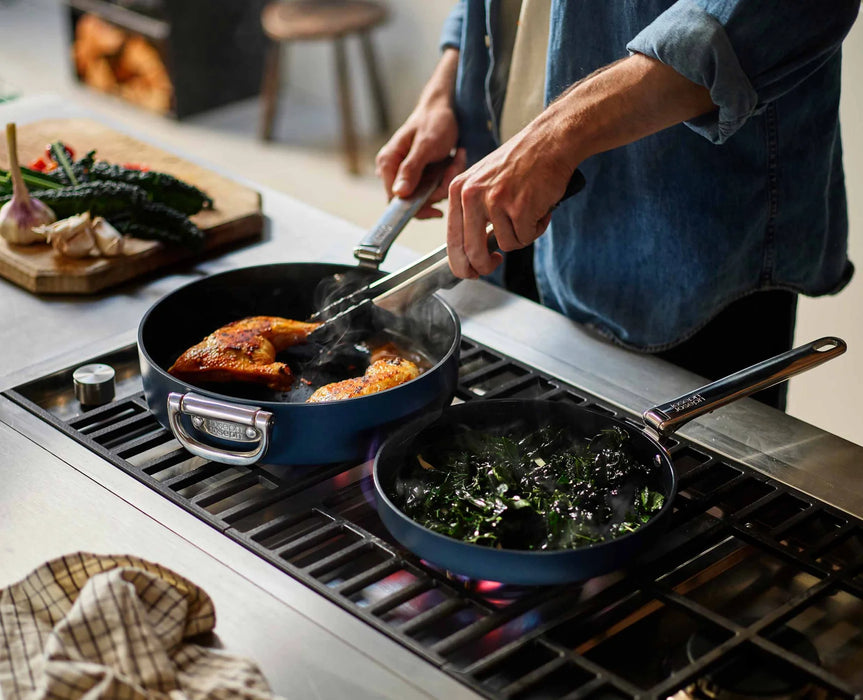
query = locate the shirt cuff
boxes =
[626,0,758,144]
[439,4,464,52]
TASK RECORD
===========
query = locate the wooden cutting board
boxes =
[0,118,263,294]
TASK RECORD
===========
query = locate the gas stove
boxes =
[5,336,863,699]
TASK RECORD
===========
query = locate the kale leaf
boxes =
[393,424,665,551]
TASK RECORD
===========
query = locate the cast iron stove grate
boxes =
[6,339,863,699]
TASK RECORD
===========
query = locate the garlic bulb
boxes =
[34,212,96,258]
[91,216,125,256]
[0,123,56,244]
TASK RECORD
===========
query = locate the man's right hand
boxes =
[375,48,464,219]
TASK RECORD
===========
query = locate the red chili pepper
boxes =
[121,162,150,171]
[28,156,59,173]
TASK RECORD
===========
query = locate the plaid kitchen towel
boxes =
[0,553,281,700]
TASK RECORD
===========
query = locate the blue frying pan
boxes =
[373,338,845,585]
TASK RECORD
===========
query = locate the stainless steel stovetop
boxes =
[5,333,863,700]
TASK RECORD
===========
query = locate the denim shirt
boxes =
[440,0,858,351]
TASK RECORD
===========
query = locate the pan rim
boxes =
[373,398,677,560]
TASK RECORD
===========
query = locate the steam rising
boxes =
[271,271,444,402]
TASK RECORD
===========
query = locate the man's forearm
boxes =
[417,47,460,111]
[540,53,716,169]
[377,47,463,203]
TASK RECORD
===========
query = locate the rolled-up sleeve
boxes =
[440,1,465,51]
[626,0,859,143]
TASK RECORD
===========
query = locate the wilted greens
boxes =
[392,424,665,551]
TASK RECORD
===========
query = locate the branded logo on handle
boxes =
[668,394,706,414]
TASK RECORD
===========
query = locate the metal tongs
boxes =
[307,241,457,341]
[307,168,587,342]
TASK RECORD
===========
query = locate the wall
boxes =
[790,19,862,445]
[284,6,862,445]
[282,3,453,136]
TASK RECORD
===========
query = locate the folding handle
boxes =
[167,392,273,466]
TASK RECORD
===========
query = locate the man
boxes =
[376,1,859,409]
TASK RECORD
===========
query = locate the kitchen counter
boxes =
[0,95,483,700]
[2,95,863,699]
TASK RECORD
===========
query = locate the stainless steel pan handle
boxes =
[167,392,273,466]
[642,336,846,439]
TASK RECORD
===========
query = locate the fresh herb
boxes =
[10,181,147,217]
[392,425,665,551]
[0,137,212,249]
[0,181,204,249]
[110,204,205,250]
[41,149,97,186]
[40,152,212,215]
[50,140,78,186]
[0,166,64,194]
[86,161,213,215]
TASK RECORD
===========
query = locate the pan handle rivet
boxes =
[192,416,204,428]
[245,427,258,439]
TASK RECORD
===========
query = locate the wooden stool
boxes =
[259,0,391,174]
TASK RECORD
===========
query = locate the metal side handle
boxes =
[353,158,452,268]
[167,392,273,466]
[642,336,846,439]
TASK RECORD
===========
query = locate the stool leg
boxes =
[333,37,360,174]
[360,31,390,135]
[260,41,284,141]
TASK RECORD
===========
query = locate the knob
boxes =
[73,363,116,406]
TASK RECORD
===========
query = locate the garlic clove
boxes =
[34,212,96,258]
[57,225,96,258]
[33,211,89,239]
[91,216,125,256]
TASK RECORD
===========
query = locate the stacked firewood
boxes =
[73,14,173,115]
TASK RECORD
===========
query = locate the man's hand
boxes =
[375,109,464,218]
[446,53,716,279]
[375,48,464,219]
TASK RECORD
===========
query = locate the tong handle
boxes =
[560,168,586,203]
[314,166,587,325]
[365,167,588,314]
[353,158,453,268]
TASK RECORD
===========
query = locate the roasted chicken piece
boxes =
[307,357,420,403]
[168,316,321,391]
[369,341,405,364]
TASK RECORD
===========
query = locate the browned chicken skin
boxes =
[168,316,321,391]
[307,357,420,403]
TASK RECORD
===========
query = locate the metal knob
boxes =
[73,363,116,406]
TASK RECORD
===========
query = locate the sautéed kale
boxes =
[392,425,665,551]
